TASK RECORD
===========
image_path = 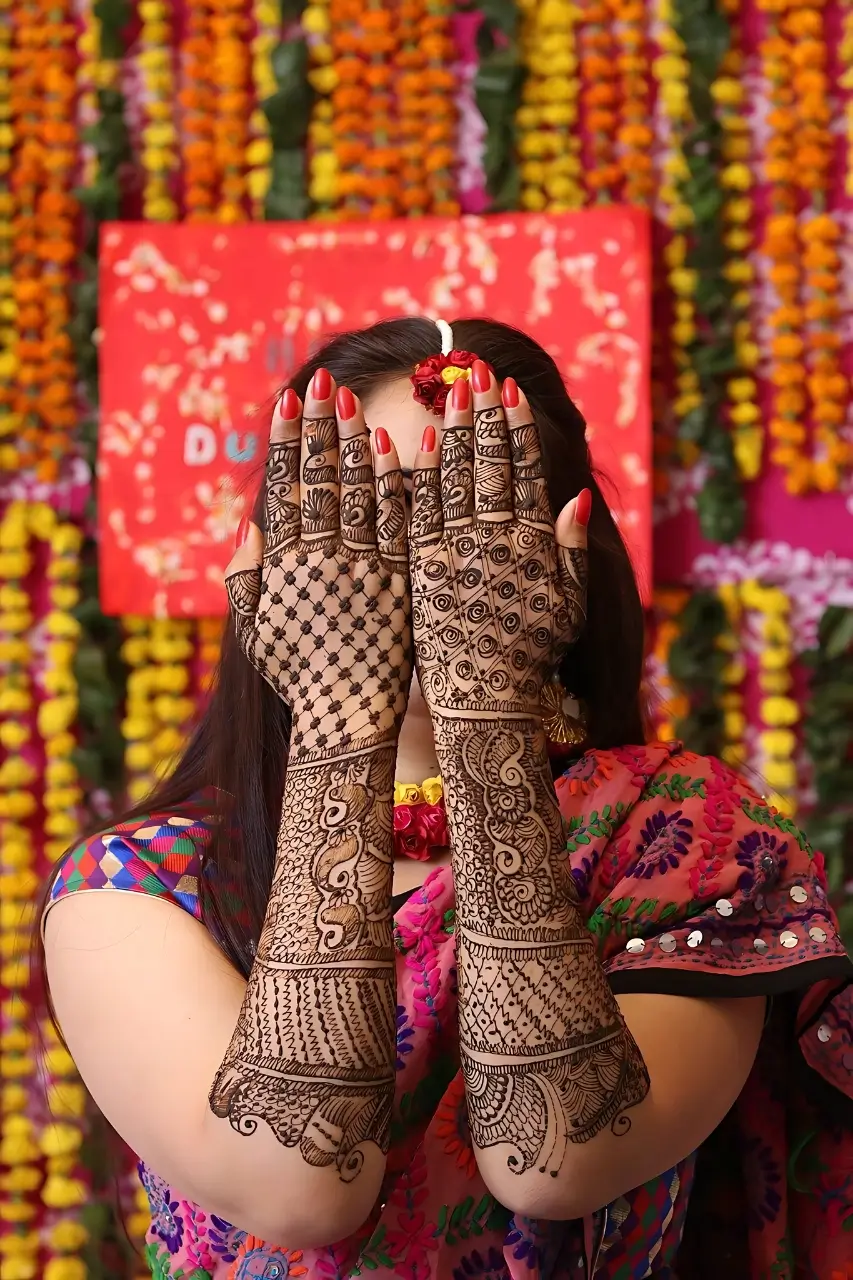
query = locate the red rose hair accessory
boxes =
[411,319,480,414]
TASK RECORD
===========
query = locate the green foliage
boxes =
[263,31,315,220]
[470,0,524,210]
[673,0,746,542]
[667,590,728,757]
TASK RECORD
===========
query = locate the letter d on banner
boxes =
[184,424,217,466]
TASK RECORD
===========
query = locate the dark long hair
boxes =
[46,317,646,980]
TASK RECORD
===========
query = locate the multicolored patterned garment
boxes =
[47,743,853,1279]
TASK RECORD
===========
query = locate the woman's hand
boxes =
[224,372,412,758]
[409,362,588,719]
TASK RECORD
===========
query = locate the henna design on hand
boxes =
[265,439,301,553]
[410,467,443,546]
[210,736,397,1179]
[474,405,512,520]
[435,718,650,1177]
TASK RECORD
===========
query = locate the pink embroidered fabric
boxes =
[51,744,853,1278]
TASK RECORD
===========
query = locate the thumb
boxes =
[554,488,590,626]
[224,521,264,618]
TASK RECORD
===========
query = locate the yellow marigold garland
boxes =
[742,580,798,817]
[248,0,280,215]
[712,31,763,483]
[0,501,39,1280]
[139,0,178,222]
[517,0,583,213]
[305,0,337,217]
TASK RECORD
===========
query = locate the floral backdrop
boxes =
[0,0,852,1277]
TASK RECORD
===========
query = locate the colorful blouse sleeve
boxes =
[45,807,214,929]
[558,746,853,1126]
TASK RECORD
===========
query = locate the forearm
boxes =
[434,713,650,1216]
[208,729,397,1218]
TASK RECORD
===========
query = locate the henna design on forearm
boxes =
[434,715,650,1178]
[210,735,397,1181]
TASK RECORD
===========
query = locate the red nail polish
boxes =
[421,425,436,453]
[375,427,391,456]
[576,488,592,528]
[502,377,520,409]
[451,376,470,411]
[337,386,356,421]
[281,387,299,419]
[472,360,491,394]
[235,516,249,548]
[312,367,332,399]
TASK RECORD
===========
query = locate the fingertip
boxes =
[555,498,588,549]
[245,521,265,557]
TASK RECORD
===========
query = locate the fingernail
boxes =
[375,427,391,456]
[576,488,592,527]
[312,367,332,399]
[502,377,520,409]
[451,376,470,411]
[337,386,356,421]
[421,425,437,453]
[235,516,249,548]
[281,387,299,419]
[472,360,491,394]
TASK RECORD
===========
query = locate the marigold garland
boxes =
[211,0,252,224]
[844,1,853,199]
[181,0,217,222]
[517,0,583,212]
[651,587,690,740]
[716,582,747,771]
[248,0,280,216]
[305,0,337,216]
[0,3,15,476]
[741,580,798,817]
[418,0,459,218]
[613,0,654,205]
[577,0,621,201]
[712,21,763,483]
[0,501,39,1280]
[757,6,807,493]
[138,0,178,222]
[10,0,78,481]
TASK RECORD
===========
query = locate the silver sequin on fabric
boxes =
[755,894,765,912]
[789,885,808,904]
[625,937,645,954]
[780,930,798,949]
[817,1025,832,1043]
[659,933,677,954]
[716,898,733,917]
[809,926,827,943]
[687,930,703,948]
[711,938,724,950]
[753,938,768,954]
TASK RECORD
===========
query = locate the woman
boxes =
[43,318,853,1279]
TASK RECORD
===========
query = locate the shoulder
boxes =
[46,801,217,927]
[556,743,824,903]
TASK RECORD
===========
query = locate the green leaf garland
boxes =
[263,9,315,220]
[667,590,728,757]
[673,0,746,543]
[467,0,523,211]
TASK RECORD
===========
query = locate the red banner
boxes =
[98,211,651,616]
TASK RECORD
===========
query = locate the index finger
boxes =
[265,388,302,555]
[502,379,554,533]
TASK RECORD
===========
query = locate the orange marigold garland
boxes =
[0,3,16,477]
[577,0,621,202]
[785,0,847,493]
[757,8,809,493]
[211,0,252,223]
[613,0,654,205]
[181,0,217,222]
[517,0,583,213]
[419,0,458,217]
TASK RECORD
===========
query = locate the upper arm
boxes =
[44,889,381,1245]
